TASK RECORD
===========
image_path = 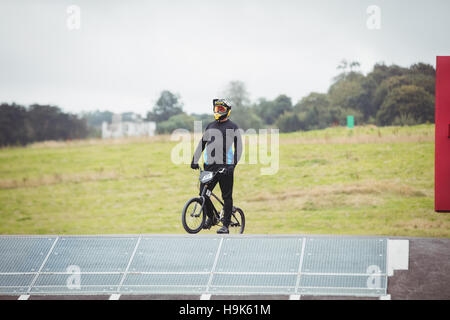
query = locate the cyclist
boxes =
[190,99,242,234]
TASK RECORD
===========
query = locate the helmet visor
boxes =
[214,105,227,113]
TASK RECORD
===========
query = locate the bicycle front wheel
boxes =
[181,197,206,234]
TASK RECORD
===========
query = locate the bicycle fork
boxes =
[193,184,210,218]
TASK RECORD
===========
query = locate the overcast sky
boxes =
[0,0,449,116]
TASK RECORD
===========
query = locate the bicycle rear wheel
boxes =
[229,207,245,234]
[181,197,206,234]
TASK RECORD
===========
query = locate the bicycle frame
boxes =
[199,182,223,219]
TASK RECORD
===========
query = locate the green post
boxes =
[347,115,354,129]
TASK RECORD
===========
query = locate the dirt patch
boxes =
[0,170,161,189]
[248,181,426,203]
[27,135,173,149]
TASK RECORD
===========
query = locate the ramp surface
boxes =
[0,235,388,297]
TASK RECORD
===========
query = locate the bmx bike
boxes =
[181,168,245,234]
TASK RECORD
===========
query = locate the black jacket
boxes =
[192,119,242,171]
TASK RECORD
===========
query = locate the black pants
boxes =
[199,171,234,227]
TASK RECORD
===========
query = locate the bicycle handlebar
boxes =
[199,168,226,174]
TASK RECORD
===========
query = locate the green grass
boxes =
[0,124,448,237]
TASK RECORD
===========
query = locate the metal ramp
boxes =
[0,235,392,297]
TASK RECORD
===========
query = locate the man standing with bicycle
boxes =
[190,99,242,234]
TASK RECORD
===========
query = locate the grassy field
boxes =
[0,124,448,237]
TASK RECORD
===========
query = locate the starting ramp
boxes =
[0,235,408,298]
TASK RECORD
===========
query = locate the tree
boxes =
[372,76,414,114]
[328,73,365,111]
[275,112,303,132]
[409,63,435,77]
[221,80,250,109]
[254,95,293,125]
[156,113,195,134]
[337,59,349,73]
[294,93,338,130]
[27,104,88,142]
[27,104,64,141]
[368,63,408,85]
[294,92,330,113]
[408,73,435,96]
[219,80,264,129]
[253,98,275,125]
[328,61,434,123]
[0,103,29,146]
[0,103,88,146]
[230,107,264,131]
[349,61,361,72]
[354,76,378,121]
[371,64,435,123]
[272,94,293,117]
[147,90,183,122]
[376,85,434,126]
[334,60,361,82]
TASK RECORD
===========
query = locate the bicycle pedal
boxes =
[203,220,213,229]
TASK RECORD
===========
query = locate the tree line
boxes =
[0,61,436,146]
[273,61,435,132]
[143,61,436,133]
[0,104,89,147]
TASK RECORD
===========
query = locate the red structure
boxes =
[435,56,450,212]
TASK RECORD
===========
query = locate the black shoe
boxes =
[217,226,229,234]
[203,218,213,229]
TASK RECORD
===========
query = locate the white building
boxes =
[102,114,156,138]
